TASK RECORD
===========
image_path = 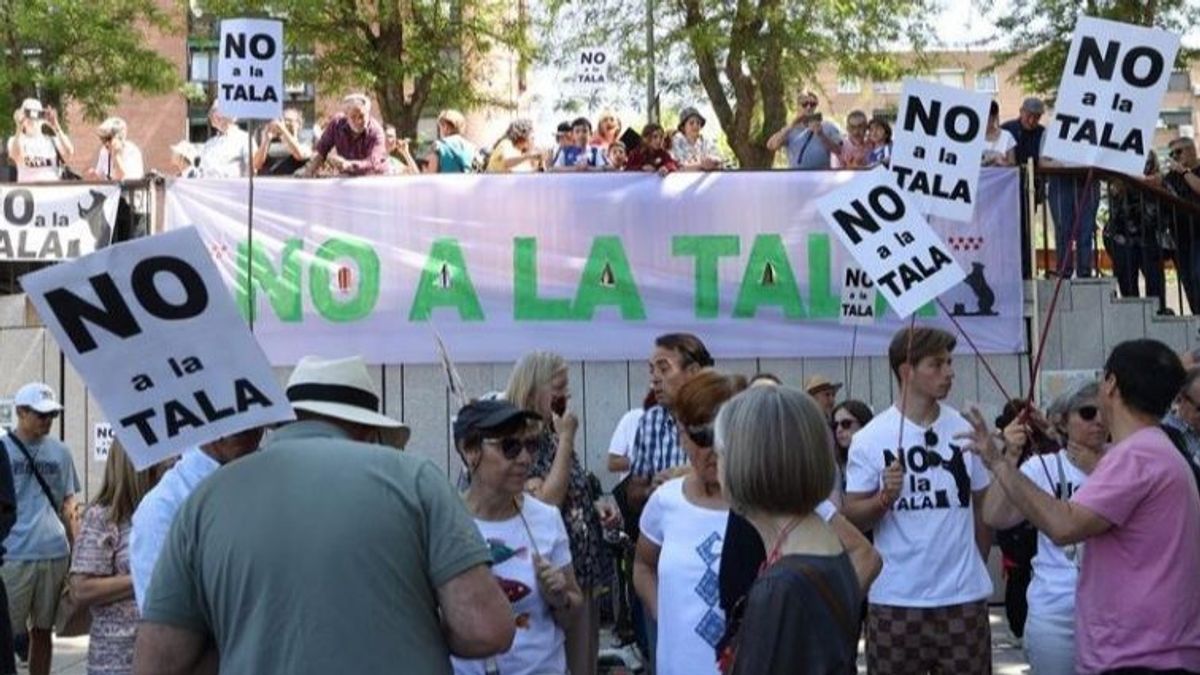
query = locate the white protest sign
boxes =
[93,423,114,462]
[891,80,992,223]
[1044,16,1181,174]
[570,47,614,94]
[817,168,965,318]
[840,266,876,326]
[217,18,284,120]
[0,185,119,261]
[20,227,295,470]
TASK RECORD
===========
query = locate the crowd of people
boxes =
[0,323,1191,674]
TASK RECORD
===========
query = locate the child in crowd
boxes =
[626,124,678,176]
[553,117,607,171]
[607,141,628,171]
[866,118,892,168]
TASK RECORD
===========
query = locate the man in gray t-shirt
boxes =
[767,92,843,169]
[134,355,516,675]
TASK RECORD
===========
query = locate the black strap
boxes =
[286,383,379,411]
[774,558,857,647]
[5,433,59,513]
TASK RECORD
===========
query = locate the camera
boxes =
[25,109,42,120]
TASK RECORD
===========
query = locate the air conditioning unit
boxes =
[1182,125,1196,139]
[1192,85,1200,96]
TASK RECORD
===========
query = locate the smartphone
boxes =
[551,396,567,417]
[810,112,823,124]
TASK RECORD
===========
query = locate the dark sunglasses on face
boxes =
[485,437,539,460]
[687,423,714,448]
[834,419,858,431]
[33,411,58,421]
[801,101,818,108]
[1075,405,1099,422]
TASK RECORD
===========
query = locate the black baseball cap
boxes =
[453,400,542,445]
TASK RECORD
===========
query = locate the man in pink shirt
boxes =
[961,338,1200,674]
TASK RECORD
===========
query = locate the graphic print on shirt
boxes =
[883,439,972,510]
[693,531,726,649]
[488,537,535,630]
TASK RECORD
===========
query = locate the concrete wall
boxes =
[4,277,1197,502]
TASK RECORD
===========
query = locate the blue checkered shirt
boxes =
[629,405,684,479]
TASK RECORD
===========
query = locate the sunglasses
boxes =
[484,437,539,460]
[1075,405,1099,422]
[834,419,858,431]
[801,101,818,108]
[1170,148,1187,158]
[686,423,714,448]
[33,410,59,421]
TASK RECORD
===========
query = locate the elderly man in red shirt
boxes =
[303,94,388,177]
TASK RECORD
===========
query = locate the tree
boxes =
[984,0,1200,100]
[197,0,533,138]
[541,0,936,168]
[0,0,179,136]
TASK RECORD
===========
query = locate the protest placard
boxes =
[1043,16,1181,174]
[0,185,118,261]
[816,168,965,318]
[840,265,876,326]
[891,80,992,223]
[20,227,294,470]
[217,18,284,120]
[569,47,614,95]
[93,423,114,462]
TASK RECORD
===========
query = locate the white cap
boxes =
[13,383,62,414]
[20,99,43,114]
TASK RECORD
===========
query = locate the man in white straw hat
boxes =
[134,355,515,675]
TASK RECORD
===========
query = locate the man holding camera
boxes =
[766,92,842,170]
[86,117,144,181]
[252,107,311,176]
[5,99,73,183]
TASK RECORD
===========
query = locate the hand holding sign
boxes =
[20,227,294,469]
[1044,16,1181,175]
[816,167,965,318]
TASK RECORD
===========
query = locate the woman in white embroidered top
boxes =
[452,399,583,675]
[6,99,73,183]
[634,370,746,675]
[981,381,1107,675]
[671,106,724,171]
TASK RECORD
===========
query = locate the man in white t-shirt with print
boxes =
[843,326,993,674]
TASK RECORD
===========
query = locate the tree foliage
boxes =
[984,0,1200,101]
[197,0,534,137]
[0,0,179,136]
[540,0,936,168]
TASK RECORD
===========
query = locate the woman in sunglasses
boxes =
[982,381,1107,675]
[452,399,583,675]
[832,400,874,480]
[634,370,745,675]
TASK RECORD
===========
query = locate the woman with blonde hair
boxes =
[423,109,477,173]
[591,112,622,149]
[505,352,615,675]
[69,442,163,675]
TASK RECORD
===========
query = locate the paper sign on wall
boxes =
[217,18,284,120]
[840,266,876,326]
[20,227,295,470]
[891,80,993,223]
[817,167,965,318]
[93,423,114,462]
[1043,16,1181,174]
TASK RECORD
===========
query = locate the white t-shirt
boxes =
[982,129,1016,164]
[198,127,253,178]
[639,478,728,675]
[846,404,993,607]
[1022,449,1087,619]
[452,496,572,675]
[95,142,146,180]
[11,133,59,183]
[608,408,644,482]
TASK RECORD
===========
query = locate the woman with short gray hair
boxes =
[486,119,542,173]
[713,385,861,674]
[982,381,1106,675]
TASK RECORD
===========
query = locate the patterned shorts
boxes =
[866,601,992,675]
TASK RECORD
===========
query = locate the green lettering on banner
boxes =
[733,234,805,318]
[806,234,840,319]
[572,236,646,320]
[235,238,302,322]
[513,237,573,320]
[309,238,380,322]
[672,235,739,318]
[409,238,485,321]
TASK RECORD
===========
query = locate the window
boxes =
[975,71,998,93]
[1160,108,1194,128]
[1168,70,1192,92]
[189,49,214,83]
[837,76,861,94]
[872,81,902,94]
[871,108,898,124]
[921,69,965,89]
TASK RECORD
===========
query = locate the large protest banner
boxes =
[20,228,295,469]
[891,80,992,223]
[0,185,118,261]
[1044,16,1181,174]
[164,171,1023,365]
